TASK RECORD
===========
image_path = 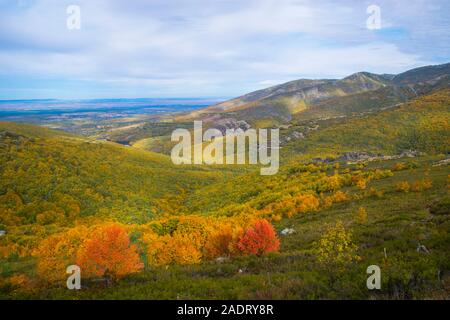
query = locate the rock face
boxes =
[214,118,251,134]
[282,131,305,144]
[0,131,27,146]
[399,150,422,158]
[433,158,450,167]
[337,152,381,162]
[0,230,6,236]
[312,150,423,164]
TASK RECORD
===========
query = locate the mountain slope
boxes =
[285,89,450,158]
[392,62,450,86]
[179,72,390,127]
[177,63,450,128]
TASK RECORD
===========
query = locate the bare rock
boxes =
[280,228,295,236]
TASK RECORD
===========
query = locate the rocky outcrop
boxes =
[280,228,295,236]
[312,150,423,164]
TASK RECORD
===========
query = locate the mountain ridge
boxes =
[176,62,450,127]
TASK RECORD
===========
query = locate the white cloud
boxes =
[0,0,447,98]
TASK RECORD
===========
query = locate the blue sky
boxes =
[0,0,449,99]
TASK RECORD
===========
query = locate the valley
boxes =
[0,63,449,300]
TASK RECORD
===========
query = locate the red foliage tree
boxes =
[235,219,280,256]
[76,223,143,281]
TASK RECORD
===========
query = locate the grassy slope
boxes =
[284,89,450,159]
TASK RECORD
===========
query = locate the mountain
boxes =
[177,63,450,128]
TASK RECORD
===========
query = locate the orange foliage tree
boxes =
[203,224,238,259]
[235,219,280,256]
[76,223,143,280]
[33,226,88,282]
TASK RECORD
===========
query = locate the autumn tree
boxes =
[33,226,88,283]
[204,224,237,259]
[144,231,202,266]
[76,223,143,281]
[235,219,280,256]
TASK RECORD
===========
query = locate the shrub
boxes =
[396,181,410,192]
[170,232,202,265]
[393,162,407,171]
[295,194,320,215]
[368,187,384,198]
[355,207,367,224]
[331,191,348,203]
[313,221,360,268]
[356,178,367,190]
[235,219,280,256]
[411,179,433,192]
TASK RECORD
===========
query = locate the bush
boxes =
[235,219,280,256]
[396,181,410,192]
[313,221,360,268]
[355,207,367,224]
[144,231,202,266]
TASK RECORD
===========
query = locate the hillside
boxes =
[0,122,237,226]
[174,63,450,129]
[284,89,450,158]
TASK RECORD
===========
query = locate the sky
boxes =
[0,0,449,100]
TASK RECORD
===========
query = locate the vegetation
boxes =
[285,89,450,157]
[0,88,449,300]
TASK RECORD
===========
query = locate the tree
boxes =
[144,231,202,266]
[235,219,280,256]
[76,223,143,281]
[204,225,237,259]
[34,226,88,283]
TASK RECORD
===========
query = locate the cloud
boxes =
[0,0,448,98]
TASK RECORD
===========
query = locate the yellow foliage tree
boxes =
[143,231,202,266]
